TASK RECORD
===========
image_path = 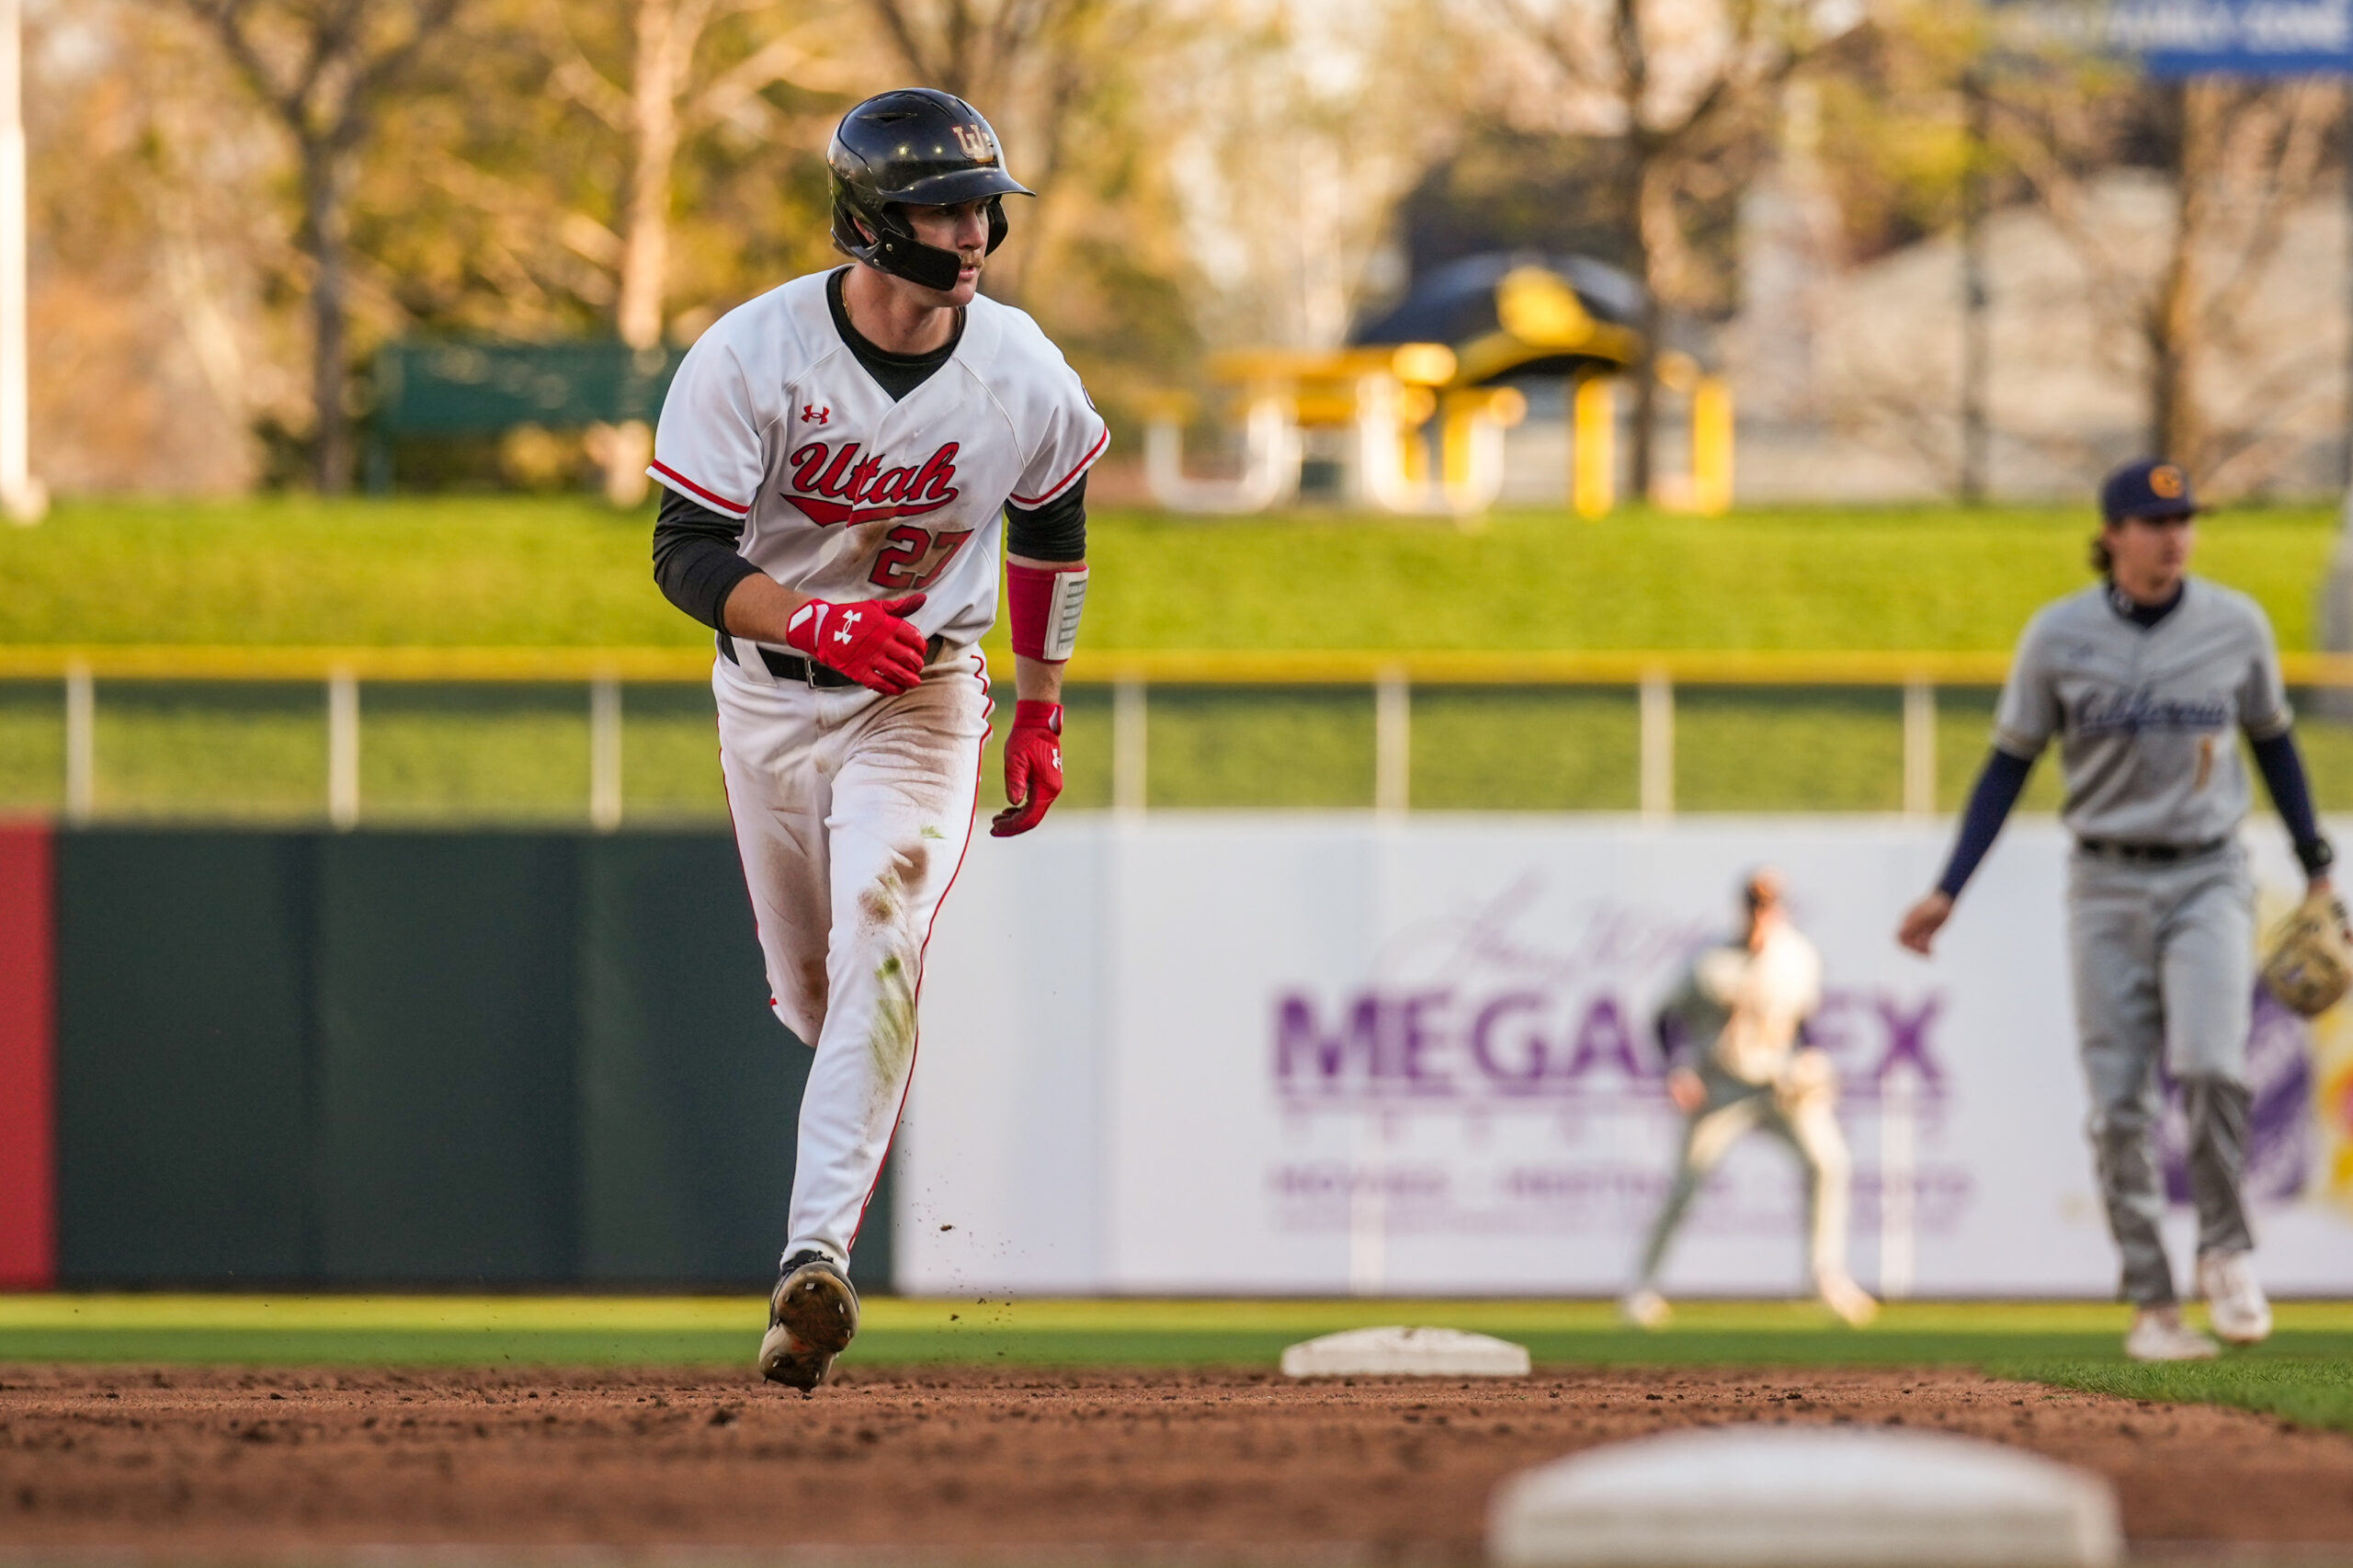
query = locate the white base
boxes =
[1490,1426,2120,1568]
[1279,1325,1531,1379]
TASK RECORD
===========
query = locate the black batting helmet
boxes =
[828,88,1033,293]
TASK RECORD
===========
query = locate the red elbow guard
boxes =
[1006,561,1088,662]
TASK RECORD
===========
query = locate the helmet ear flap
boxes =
[983,196,1009,255]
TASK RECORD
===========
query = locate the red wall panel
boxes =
[0,824,54,1288]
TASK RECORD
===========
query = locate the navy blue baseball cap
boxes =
[2100,458,2200,524]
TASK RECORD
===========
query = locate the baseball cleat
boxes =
[1815,1270,1881,1328]
[2125,1305,2220,1362]
[2197,1249,2272,1346]
[758,1250,859,1392]
[1619,1288,1671,1330]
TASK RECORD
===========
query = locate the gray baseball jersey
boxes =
[1994,577,2291,844]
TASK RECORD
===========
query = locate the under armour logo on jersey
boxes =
[801,404,830,425]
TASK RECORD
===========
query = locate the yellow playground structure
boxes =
[1145,256,1733,521]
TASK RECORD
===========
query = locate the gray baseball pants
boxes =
[2066,843,2256,1307]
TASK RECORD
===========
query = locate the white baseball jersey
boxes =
[1657,924,1823,1085]
[648,269,1108,650]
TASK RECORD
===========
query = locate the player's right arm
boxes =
[648,328,928,694]
[1652,965,1710,1113]
[1898,614,2056,955]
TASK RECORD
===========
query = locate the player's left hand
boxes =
[1896,891,1952,956]
[990,700,1063,837]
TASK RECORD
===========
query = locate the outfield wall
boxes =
[0,827,891,1291]
[3,820,2350,1297]
[905,817,2353,1299]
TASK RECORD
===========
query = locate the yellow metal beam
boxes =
[8,645,2353,688]
[0,645,715,681]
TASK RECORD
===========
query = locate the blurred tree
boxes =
[854,0,1125,307]
[540,0,867,500]
[847,0,1214,456]
[1987,57,2341,491]
[1483,0,1851,500]
[1390,122,1639,281]
[184,0,467,492]
[860,0,1059,105]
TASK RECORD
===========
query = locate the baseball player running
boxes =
[1622,869,1881,1330]
[1898,459,2332,1361]
[647,88,1105,1391]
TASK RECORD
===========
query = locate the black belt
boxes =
[717,629,946,689]
[2075,836,2228,864]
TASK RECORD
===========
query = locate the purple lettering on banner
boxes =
[1470,992,1550,1089]
[1397,991,1453,1089]
[1274,992,1380,1088]
[1563,995,1649,1082]
[1873,994,1946,1084]
[1808,990,1865,1068]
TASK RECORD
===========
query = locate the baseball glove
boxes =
[2261,891,2353,1017]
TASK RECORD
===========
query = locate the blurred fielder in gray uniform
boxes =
[1899,459,2334,1361]
[1623,869,1880,1330]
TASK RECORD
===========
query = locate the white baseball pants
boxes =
[712,645,990,1279]
[1633,1065,1855,1290]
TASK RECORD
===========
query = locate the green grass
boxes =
[0,497,2336,652]
[5,499,2345,820]
[1995,1357,2353,1434]
[2,1294,2348,1369]
[6,1297,2350,1435]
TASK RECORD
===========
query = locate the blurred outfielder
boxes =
[1623,869,1880,1329]
[1899,459,2334,1361]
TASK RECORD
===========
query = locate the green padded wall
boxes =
[578,835,803,1283]
[54,833,314,1281]
[313,835,581,1281]
[49,829,897,1290]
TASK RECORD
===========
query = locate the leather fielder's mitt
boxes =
[2261,891,2353,1017]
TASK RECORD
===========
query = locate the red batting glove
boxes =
[990,700,1063,837]
[782,594,928,694]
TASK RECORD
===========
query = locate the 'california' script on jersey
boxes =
[785,440,961,527]
[2074,687,2231,735]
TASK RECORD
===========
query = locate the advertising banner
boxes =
[2108,0,2353,76]
[900,816,2353,1298]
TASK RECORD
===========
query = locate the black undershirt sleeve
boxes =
[1936,746,2036,899]
[1005,474,1088,562]
[2250,728,2332,875]
[652,484,764,632]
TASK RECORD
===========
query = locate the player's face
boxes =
[2104,513,2195,599]
[901,199,992,305]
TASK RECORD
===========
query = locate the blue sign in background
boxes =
[2109,0,2353,75]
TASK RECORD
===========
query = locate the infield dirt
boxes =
[3,1364,2348,1558]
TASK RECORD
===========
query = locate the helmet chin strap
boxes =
[868,226,966,292]
[842,198,1006,294]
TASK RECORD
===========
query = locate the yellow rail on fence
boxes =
[7,644,2353,687]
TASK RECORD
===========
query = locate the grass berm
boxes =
[5,498,2349,821]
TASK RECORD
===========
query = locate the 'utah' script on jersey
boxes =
[786,439,961,528]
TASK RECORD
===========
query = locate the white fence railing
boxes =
[13,645,2353,827]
